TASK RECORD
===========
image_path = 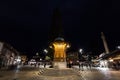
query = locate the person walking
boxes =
[44,62,46,68]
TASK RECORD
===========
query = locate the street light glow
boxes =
[67,44,70,48]
[44,49,48,53]
[117,46,120,49]
[79,49,83,53]
[49,45,52,48]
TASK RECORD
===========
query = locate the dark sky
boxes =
[0,0,120,56]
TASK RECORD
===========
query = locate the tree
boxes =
[45,56,51,60]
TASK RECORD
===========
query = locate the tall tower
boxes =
[48,8,64,43]
[101,32,110,54]
[48,8,70,69]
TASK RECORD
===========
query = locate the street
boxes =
[0,65,120,80]
[73,66,120,80]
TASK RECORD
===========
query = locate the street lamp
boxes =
[117,46,120,49]
[36,52,39,56]
[79,49,83,54]
[40,58,42,61]
[44,49,48,53]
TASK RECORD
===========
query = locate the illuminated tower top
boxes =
[50,37,70,62]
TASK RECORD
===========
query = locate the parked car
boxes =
[28,59,36,65]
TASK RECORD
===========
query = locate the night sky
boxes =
[0,0,120,57]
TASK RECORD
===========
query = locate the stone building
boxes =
[99,49,120,69]
[0,41,19,69]
[66,51,79,65]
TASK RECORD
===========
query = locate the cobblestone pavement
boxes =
[0,65,120,80]
[42,69,77,76]
[40,68,81,80]
[72,66,120,80]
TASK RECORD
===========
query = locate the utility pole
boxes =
[101,32,110,54]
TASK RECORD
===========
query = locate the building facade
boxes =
[0,42,19,69]
[66,51,79,65]
[99,49,120,69]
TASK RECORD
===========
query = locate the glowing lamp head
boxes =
[44,49,48,53]
[67,44,70,48]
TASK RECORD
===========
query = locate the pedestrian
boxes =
[113,61,117,70]
[81,62,84,71]
[34,63,37,67]
[78,62,81,70]
[44,62,46,68]
[38,63,40,67]
[69,61,73,68]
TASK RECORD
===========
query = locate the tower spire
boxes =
[48,8,64,43]
[101,32,110,54]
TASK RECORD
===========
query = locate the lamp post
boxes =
[78,49,83,61]
[43,49,48,60]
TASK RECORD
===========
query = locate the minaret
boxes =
[48,8,64,43]
[101,32,110,54]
